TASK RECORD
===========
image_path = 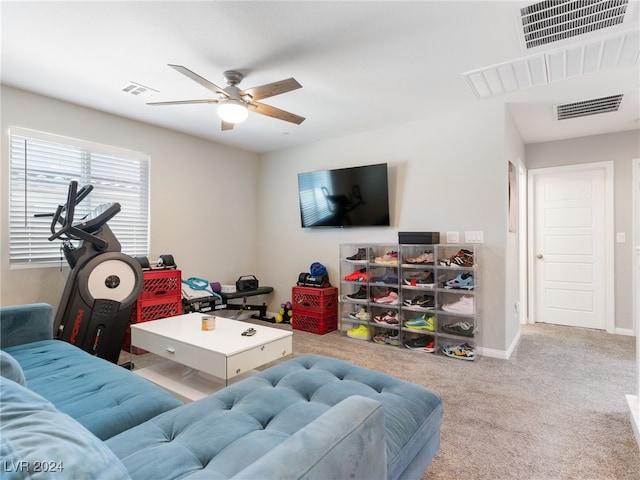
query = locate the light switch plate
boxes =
[446,231,459,243]
[465,231,484,243]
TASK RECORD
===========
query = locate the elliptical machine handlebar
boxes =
[44,180,120,251]
[33,182,93,221]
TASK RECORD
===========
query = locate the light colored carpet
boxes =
[121,321,639,480]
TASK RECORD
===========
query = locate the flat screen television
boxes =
[297,163,390,228]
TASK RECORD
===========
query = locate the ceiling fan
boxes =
[147,64,305,131]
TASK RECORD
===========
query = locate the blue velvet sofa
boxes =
[1,303,443,479]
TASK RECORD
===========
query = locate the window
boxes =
[8,127,150,267]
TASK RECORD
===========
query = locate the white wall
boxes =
[1,85,524,356]
[1,86,259,310]
[256,101,514,353]
[526,130,640,332]
[504,108,526,353]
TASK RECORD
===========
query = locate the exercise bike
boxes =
[41,180,143,364]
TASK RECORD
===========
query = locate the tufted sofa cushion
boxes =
[4,340,183,440]
[1,377,132,480]
[106,354,443,480]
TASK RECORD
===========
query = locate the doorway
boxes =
[528,162,614,332]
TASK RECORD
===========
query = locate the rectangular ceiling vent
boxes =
[520,0,630,49]
[122,82,158,98]
[555,94,623,120]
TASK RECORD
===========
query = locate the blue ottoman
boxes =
[107,354,443,480]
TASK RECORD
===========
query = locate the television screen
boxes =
[297,163,390,228]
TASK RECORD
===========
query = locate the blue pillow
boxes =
[0,350,26,386]
[0,378,131,480]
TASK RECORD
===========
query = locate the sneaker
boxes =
[442,342,475,360]
[344,268,368,282]
[370,270,399,284]
[405,336,435,352]
[440,249,474,268]
[404,314,435,331]
[346,248,368,263]
[442,296,474,314]
[373,311,399,325]
[372,333,400,346]
[372,334,388,345]
[403,272,435,287]
[405,251,434,264]
[373,289,399,305]
[374,250,399,265]
[403,294,434,308]
[384,334,400,346]
[346,286,368,302]
[444,273,475,290]
[441,321,474,337]
[349,308,370,321]
[346,324,370,340]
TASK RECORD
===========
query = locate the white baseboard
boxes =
[478,330,521,360]
[614,327,635,336]
[626,395,640,449]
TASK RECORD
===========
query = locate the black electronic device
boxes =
[398,231,441,244]
[297,163,390,228]
[43,181,143,364]
[236,275,259,291]
[241,328,256,336]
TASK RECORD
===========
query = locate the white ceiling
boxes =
[2,1,639,154]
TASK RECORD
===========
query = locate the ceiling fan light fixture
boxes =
[217,98,248,124]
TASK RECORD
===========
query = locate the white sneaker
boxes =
[348,308,370,321]
[442,296,474,314]
[374,290,399,305]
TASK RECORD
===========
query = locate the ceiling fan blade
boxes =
[249,101,305,125]
[240,78,302,101]
[168,64,229,97]
[147,99,218,106]
[221,120,235,131]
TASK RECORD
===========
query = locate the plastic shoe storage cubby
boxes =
[340,243,480,361]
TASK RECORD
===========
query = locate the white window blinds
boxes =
[8,127,150,267]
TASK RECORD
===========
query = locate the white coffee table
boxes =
[131,312,293,402]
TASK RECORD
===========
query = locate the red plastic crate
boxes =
[292,286,338,314]
[138,269,182,301]
[291,309,337,335]
[124,296,183,353]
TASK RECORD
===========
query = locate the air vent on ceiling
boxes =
[520,0,630,49]
[462,28,639,98]
[122,82,158,98]
[555,94,623,120]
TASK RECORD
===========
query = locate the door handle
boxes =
[536,253,543,259]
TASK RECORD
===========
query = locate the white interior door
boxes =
[531,165,608,330]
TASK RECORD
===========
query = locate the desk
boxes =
[220,286,275,322]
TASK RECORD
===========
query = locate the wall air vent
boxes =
[520,0,630,49]
[555,94,623,120]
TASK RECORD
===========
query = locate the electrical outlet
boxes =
[465,231,484,243]
[616,232,626,243]
[446,231,459,243]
